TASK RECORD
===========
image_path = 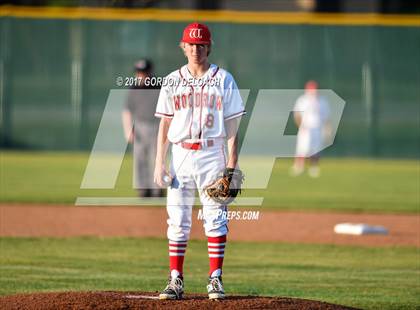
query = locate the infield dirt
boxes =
[1,204,418,247]
[0,291,360,310]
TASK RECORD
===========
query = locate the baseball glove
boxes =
[205,168,244,205]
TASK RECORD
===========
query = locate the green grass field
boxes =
[1,152,419,308]
[1,151,419,213]
[0,237,418,309]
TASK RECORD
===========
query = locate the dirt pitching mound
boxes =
[0,291,358,310]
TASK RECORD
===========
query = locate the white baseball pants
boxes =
[166,141,228,241]
[296,127,322,157]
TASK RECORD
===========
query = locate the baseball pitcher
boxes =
[154,22,245,300]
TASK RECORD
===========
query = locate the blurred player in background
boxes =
[122,59,163,197]
[154,23,245,300]
[291,80,331,178]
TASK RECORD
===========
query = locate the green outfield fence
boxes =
[0,7,419,157]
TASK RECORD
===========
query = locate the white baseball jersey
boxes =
[294,93,330,157]
[294,93,330,130]
[155,64,246,143]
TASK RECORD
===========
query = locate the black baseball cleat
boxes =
[159,276,184,300]
[207,276,225,300]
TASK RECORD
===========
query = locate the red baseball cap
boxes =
[305,80,318,90]
[181,22,212,45]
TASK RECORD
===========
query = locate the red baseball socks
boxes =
[207,235,226,277]
[168,240,187,278]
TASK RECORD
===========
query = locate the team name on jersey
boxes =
[173,92,223,111]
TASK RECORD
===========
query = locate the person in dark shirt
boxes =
[122,59,162,197]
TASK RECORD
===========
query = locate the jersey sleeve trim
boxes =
[224,110,246,121]
[155,112,174,119]
[211,66,220,78]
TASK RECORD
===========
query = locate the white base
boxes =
[334,223,388,235]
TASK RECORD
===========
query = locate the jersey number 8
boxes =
[205,113,214,128]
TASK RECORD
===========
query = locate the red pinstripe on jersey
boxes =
[198,66,219,139]
[178,66,220,140]
[178,68,195,140]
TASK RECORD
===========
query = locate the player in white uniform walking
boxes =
[153,23,245,300]
[291,80,330,178]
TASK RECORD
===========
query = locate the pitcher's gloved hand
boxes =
[205,168,244,204]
